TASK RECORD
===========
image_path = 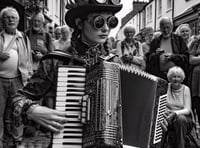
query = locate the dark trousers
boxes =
[192,96,200,125]
[0,77,23,148]
[167,114,193,148]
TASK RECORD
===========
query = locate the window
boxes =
[44,0,47,6]
[158,0,162,16]
[167,0,172,10]
[147,4,152,23]
[55,0,59,18]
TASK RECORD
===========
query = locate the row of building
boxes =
[1,0,200,42]
[116,0,200,40]
[0,0,67,31]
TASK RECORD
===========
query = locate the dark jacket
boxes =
[10,39,118,141]
[146,33,189,83]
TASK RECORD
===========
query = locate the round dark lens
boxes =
[95,0,107,3]
[107,16,118,28]
[111,0,121,5]
[94,16,105,29]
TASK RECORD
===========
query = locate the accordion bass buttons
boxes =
[81,95,88,123]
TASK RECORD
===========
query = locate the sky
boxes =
[109,0,149,37]
[109,0,132,37]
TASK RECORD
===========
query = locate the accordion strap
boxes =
[41,50,85,65]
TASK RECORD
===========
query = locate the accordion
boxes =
[120,65,168,148]
[52,61,168,148]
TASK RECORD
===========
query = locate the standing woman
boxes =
[10,0,122,147]
[189,34,200,130]
[117,26,146,70]
[141,27,154,56]
[175,23,192,48]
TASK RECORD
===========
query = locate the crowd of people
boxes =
[0,0,200,148]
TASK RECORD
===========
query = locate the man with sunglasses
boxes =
[9,0,122,147]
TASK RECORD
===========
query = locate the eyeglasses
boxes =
[3,16,18,20]
[88,15,118,30]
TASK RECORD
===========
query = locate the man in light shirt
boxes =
[0,7,32,147]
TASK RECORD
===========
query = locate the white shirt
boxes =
[54,39,71,52]
[0,32,19,78]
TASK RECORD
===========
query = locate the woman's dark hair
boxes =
[71,29,80,48]
[70,16,87,48]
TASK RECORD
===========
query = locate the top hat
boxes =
[65,0,122,29]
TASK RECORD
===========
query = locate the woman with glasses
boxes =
[9,0,122,147]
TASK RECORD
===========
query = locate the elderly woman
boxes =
[117,26,146,70]
[141,27,154,55]
[53,25,71,52]
[175,23,192,47]
[9,0,123,147]
[161,66,193,148]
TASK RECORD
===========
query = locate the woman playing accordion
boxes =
[9,0,123,147]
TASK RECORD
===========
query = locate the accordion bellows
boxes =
[120,63,167,148]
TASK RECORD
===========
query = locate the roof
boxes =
[121,1,148,28]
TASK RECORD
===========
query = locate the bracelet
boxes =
[26,104,39,120]
[21,100,38,124]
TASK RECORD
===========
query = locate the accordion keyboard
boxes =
[52,66,86,148]
[153,94,167,144]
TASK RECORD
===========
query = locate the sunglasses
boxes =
[88,15,118,30]
[95,0,121,5]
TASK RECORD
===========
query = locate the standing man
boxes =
[26,12,54,72]
[0,7,32,147]
[146,17,189,84]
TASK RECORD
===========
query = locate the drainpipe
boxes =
[172,0,174,23]
[198,8,200,34]
[154,0,157,30]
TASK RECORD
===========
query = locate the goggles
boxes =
[89,15,118,30]
[95,0,121,5]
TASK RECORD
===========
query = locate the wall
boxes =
[46,0,61,26]
[174,0,200,17]
[109,0,133,38]
[145,1,155,30]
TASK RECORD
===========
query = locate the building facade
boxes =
[116,0,148,41]
[116,0,200,39]
[0,0,66,32]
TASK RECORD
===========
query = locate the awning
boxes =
[173,2,200,27]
